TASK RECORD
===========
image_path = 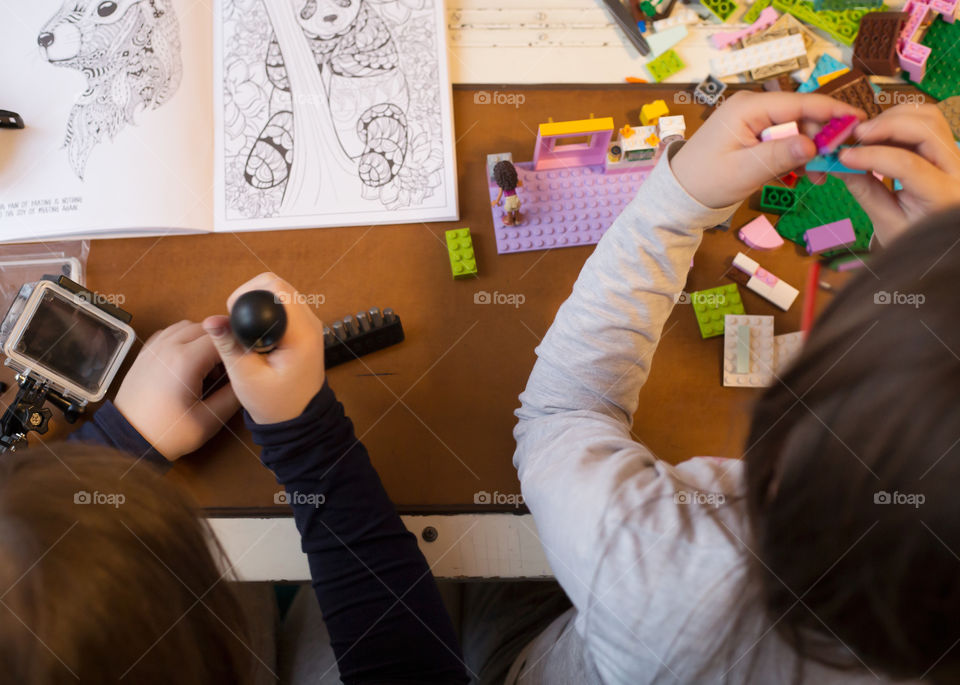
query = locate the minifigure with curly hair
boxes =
[492,160,524,226]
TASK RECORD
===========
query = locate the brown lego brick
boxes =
[818,68,882,119]
[853,12,908,76]
[762,73,799,92]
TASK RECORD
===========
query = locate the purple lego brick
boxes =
[803,218,856,254]
[813,115,859,155]
[488,162,652,255]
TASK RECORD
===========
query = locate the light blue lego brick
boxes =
[797,54,848,93]
[647,25,688,58]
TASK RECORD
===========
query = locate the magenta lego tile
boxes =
[488,162,652,255]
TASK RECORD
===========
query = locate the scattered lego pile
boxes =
[634,0,959,101]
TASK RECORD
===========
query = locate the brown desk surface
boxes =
[35,84,855,511]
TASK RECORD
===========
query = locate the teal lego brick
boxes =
[775,175,874,256]
[760,185,797,213]
[771,0,887,46]
[445,228,478,279]
[906,17,960,100]
[646,49,685,82]
[797,54,848,93]
[703,0,739,21]
[743,0,773,23]
[691,284,746,339]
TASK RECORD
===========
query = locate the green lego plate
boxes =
[775,175,874,256]
[691,284,745,339]
[905,17,960,101]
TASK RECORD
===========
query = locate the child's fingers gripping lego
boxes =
[203,272,326,425]
[671,91,864,208]
[837,105,960,245]
[115,322,241,460]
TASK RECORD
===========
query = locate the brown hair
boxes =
[0,443,256,684]
[744,207,960,683]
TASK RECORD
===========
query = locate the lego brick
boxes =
[646,49,686,82]
[657,115,686,141]
[814,115,858,154]
[760,185,796,213]
[818,69,883,119]
[775,175,874,254]
[703,0,740,22]
[652,6,701,30]
[779,171,799,186]
[647,26,688,59]
[817,67,850,86]
[797,53,848,92]
[640,100,670,126]
[772,0,888,46]
[743,0,774,24]
[937,96,960,140]
[539,117,615,138]
[694,75,728,105]
[805,148,867,174]
[732,252,800,310]
[853,11,907,75]
[739,215,785,250]
[691,284,746,339]
[723,315,775,387]
[803,218,857,254]
[488,162,652,255]
[741,23,811,80]
[907,17,960,100]
[710,34,806,77]
[773,331,805,374]
[827,254,869,271]
[324,308,404,369]
[814,0,882,10]
[711,7,780,49]
[760,121,800,141]
[445,228,478,279]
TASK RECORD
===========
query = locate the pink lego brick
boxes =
[488,163,652,255]
[738,215,785,250]
[813,115,858,155]
[803,218,857,254]
[710,7,780,50]
[760,121,800,142]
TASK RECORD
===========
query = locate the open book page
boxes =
[213,0,458,231]
[0,0,213,241]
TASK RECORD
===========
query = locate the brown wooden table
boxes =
[31,84,860,512]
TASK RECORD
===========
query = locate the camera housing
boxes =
[0,277,134,404]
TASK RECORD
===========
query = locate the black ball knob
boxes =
[230,290,287,352]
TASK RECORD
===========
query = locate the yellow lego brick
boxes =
[640,100,670,126]
[817,67,850,86]
[539,117,615,137]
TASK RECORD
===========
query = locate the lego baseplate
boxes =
[488,162,652,255]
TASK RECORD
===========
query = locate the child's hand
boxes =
[836,104,960,245]
[671,91,864,208]
[115,321,240,460]
[203,272,326,425]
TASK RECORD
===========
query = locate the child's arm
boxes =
[837,103,960,245]
[514,92,861,611]
[203,273,468,685]
[70,321,240,468]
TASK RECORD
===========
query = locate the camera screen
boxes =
[14,291,127,393]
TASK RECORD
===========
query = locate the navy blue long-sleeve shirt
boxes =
[72,383,469,684]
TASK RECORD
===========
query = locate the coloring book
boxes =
[0,0,458,240]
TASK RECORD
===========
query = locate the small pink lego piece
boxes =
[738,215,785,250]
[760,121,800,142]
[813,116,858,155]
[803,218,856,254]
[754,267,778,287]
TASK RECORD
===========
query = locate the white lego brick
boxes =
[732,252,800,311]
[652,7,701,31]
[657,114,686,140]
[723,315,775,387]
[709,34,807,78]
[773,331,805,374]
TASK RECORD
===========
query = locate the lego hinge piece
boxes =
[731,252,799,310]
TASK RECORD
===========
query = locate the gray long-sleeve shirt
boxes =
[511,144,894,684]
